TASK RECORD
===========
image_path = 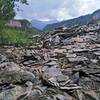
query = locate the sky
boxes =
[15,0,100,21]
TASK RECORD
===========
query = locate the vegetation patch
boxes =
[0,28,37,46]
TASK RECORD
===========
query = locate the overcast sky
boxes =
[15,0,100,21]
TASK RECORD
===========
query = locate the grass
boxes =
[0,28,37,46]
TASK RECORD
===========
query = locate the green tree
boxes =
[0,0,28,45]
[0,0,28,25]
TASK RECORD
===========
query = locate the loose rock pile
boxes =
[0,22,100,100]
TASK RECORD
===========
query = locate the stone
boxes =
[54,49,66,53]
[28,89,42,100]
[83,90,99,100]
[56,75,69,83]
[0,71,35,84]
[20,71,35,83]
[41,66,70,87]
[46,61,58,66]
[22,55,37,63]
[93,51,100,56]
[66,53,77,58]
[42,66,62,79]
[68,56,88,63]
[90,59,98,63]
[53,94,67,100]
[73,48,89,53]
[76,90,83,100]
[89,75,100,82]
[0,85,26,100]
[82,68,100,75]
[48,77,59,86]
[71,72,80,83]
[54,35,60,45]
[0,62,20,72]
[0,54,7,63]
[0,62,35,84]
[16,81,33,100]
[78,77,95,91]
[60,85,82,90]
[34,85,47,93]
[23,60,34,66]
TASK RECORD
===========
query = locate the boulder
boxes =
[0,85,25,100]
[0,62,35,84]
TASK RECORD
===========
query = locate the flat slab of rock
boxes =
[54,49,67,53]
[73,48,89,53]
[83,90,99,100]
[0,62,35,84]
[42,66,69,87]
[46,61,58,66]
[93,51,100,56]
[0,85,26,100]
[68,56,88,63]
[66,53,77,58]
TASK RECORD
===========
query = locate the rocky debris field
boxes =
[0,22,100,100]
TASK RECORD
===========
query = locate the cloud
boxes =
[15,0,100,21]
[78,0,100,15]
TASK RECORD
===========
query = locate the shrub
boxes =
[0,28,37,46]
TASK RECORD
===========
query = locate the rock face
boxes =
[0,20,100,100]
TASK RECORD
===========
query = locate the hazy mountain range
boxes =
[30,9,100,31]
[43,9,100,31]
[31,19,58,30]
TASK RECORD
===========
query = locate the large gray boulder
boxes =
[0,62,35,84]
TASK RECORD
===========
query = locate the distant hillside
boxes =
[6,19,42,34]
[44,9,100,31]
[31,19,58,30]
